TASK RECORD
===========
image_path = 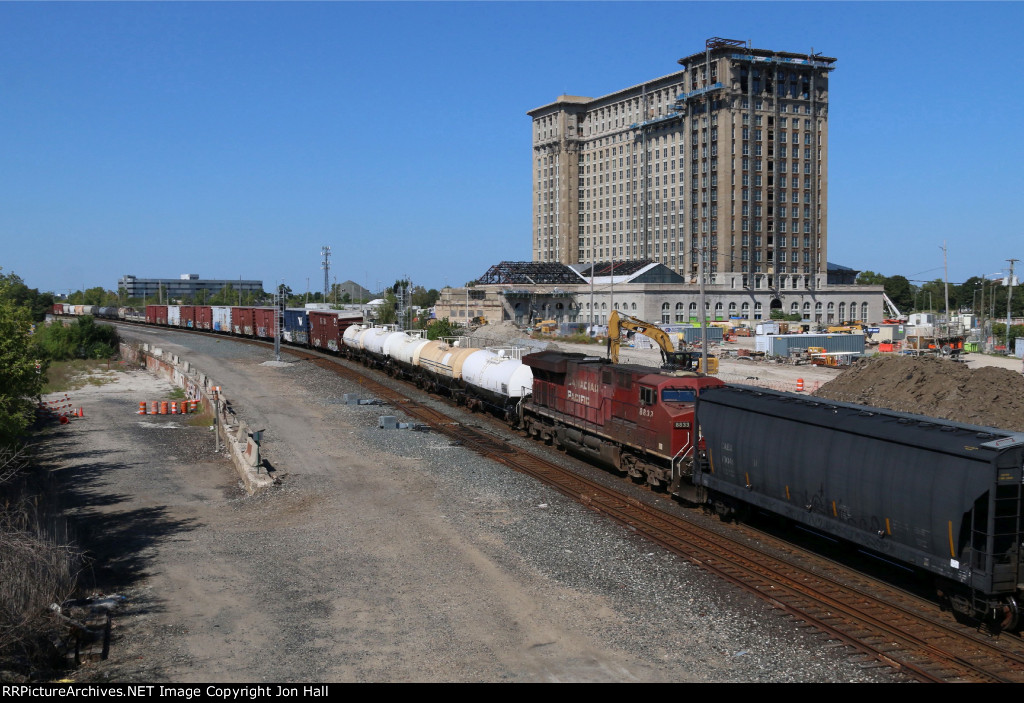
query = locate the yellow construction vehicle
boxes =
[608,311,718,374]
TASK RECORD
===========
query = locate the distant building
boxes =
[335,280,371,302]
[118,274,264,300]
[434,260,883,327]
[528,37,836,293]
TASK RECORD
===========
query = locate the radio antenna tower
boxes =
[321,246,331,299]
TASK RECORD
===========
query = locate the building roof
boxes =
[476,261,585,285]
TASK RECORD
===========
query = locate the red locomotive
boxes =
[521,351,726,492]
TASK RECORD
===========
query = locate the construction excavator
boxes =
[607,311,718,374]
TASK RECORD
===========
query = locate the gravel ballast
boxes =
[51,326,906,682]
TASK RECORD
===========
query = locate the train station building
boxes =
[434,260,883,328]
[439,37,882,329]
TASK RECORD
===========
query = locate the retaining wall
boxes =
[120,342,275,494]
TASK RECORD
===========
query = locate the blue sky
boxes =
[2,1,1022,295]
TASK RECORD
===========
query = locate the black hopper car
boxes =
[695,385,1024,629]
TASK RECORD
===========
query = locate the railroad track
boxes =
[116,323,1024,682]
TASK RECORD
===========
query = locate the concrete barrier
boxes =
[121,342,275,494]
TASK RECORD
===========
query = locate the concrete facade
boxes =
[528,38,836,294]
[435,279,884,329]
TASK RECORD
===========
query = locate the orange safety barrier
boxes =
[76,408,83,418]
[171,401,178,415]
[159,401,168,415]
[796,378,805,392]
[189,399,199,412]
[138,402,147,415]
[150,401,158,415]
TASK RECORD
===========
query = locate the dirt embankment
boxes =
[815,356,1024,432]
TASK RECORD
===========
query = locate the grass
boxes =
[41,359,127,394]
[167,387,187,400]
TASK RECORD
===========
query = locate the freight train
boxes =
[54,303,1024,629]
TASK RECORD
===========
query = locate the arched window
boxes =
[838,302,846,322]
[674,302,685,323]
[631,303,637,311]
[662,301,671,324]
[861,302,869,321]
[790,302,799,314]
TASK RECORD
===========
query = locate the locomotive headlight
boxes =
[674,421,691,429]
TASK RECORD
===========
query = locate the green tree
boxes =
[855,271,887,286]
[0,271,54,322]
[0,279,44,444]
[426,318,460,340]
[411,286,440,308]
[884,275,914,313]
[375,291,398,324]
[209,284,237,306]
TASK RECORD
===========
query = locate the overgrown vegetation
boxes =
[0,271,85,677]
[33,316,118,361]
[0,446,83,678]
[425,318,462,340]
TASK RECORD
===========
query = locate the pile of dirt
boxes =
[814,356,1024,432]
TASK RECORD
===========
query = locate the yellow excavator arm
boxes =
[608,310,702,372]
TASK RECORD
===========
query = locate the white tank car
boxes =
[391,335,431,370]
[342,324,367,350]
[361,327,407,358]
[462,350,533,399]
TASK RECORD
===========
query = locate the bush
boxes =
[32,316,119,362]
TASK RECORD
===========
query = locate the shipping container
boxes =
[761,333,866,358]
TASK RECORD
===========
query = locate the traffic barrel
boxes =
[159,401,168,415]
[171,401,177,415]
[150,401,158,415]
[190,399,199,413]
[796,378,805,392]
[138,402,147,415]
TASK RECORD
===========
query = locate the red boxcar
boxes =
[233,307,255,336]
[253,307,278,339]
[146,305,168,326]
[309,311,362,352]
[522,351,725,490]
[178,305,196,329]
[195,306,213,330]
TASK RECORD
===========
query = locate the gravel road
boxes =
[47,326,905,682]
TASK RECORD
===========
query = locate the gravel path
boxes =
[47,326,905,682]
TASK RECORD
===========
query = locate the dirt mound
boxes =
[814,356,1024,432]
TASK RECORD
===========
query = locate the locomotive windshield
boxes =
[662,388,697,403]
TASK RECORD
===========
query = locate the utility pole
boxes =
[321,246,331,299]
[1007,258,1018,354]
[940,241,950,328]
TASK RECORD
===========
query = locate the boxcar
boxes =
[195,305,213,331]
[283,309,309,344]
[146,305,168,326]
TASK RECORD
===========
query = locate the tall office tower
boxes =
[528,38,836,289]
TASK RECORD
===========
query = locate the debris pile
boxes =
[814,355,1024,432]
